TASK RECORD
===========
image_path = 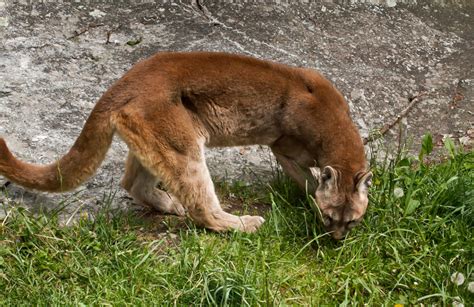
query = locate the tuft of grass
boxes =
[0,136,473,305]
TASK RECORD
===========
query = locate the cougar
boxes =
[0,51,372,239]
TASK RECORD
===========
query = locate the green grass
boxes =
[0,137,473,305]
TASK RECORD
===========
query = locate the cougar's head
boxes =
[311,166,372,240]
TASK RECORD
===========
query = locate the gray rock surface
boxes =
[0,0,472,215]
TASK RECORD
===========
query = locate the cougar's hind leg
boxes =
[121,153,186,216]
[112,101,265,233]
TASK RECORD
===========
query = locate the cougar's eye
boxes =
[346,220,358,229]
[323,215,332,226]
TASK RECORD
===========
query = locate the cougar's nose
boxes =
[331,229,346,240]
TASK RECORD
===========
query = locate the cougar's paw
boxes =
[150,201,186,216]
[150,191,186,216]
[131,187,187,216]
[166,201,186,216]
[239,215,265,233]
[204,211,265,233]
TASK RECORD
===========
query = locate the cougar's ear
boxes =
[309,167,320,180]
[314,166,337,189]
[321,166,337,186]
[356,171,373,193]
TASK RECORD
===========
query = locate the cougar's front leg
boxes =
[271,136,317,193]
[171,147,265,233]
[112,101,265,233]
[121,153,186,216]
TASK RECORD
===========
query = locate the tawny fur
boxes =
[0,52,372,238]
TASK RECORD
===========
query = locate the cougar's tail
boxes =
[0,100,116,192]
